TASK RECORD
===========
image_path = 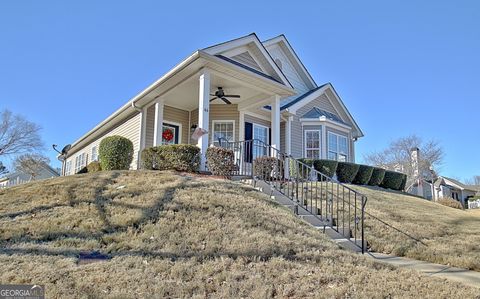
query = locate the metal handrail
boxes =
[216,137,368,253]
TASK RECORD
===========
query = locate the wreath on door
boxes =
[162,128,174,142]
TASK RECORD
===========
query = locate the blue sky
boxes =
[1,1,478,181]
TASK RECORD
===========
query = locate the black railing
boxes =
[217,138,368,253]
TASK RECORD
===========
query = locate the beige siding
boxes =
[291,93,344,158]
[244,113,271,128]
[190,108,198,144]
[65,112,142,173]
[144,105,190,147]
[190,105,240,144]
[231,52,262,72]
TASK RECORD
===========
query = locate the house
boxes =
[62,33,364,175]
[434,176,478,207]
[0,163,59,188]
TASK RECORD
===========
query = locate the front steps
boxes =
[238,178,365,253]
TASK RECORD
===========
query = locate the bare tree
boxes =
[364,135,444,187]
[13,154,50,181]
[465,175,480,186]
[0,110,43,156]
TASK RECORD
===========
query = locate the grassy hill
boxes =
[0,171,478,298]
[350,185,480,271]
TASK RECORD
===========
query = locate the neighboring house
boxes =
[0,164,59,188]
[408,176,477,207]
[62,33,364,175]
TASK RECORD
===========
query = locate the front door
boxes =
[162,123,180,145]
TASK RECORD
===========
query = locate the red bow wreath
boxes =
[162,128,174,142]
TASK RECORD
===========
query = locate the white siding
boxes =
[65,113,142,173]
[231,52,262,72]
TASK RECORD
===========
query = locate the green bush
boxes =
[335,162,360,183]
[206,147,236,177]
[254,156,283,181]
[380,170,405,190]
[399,174,407,191]
[353,165,374,185]
[76,166,88,174]
[290,158,313,179]
[87,161,102,173]
[368,167,386,186]
[99,136,134,170]
[313,159,338,178]
[141,144,200,172]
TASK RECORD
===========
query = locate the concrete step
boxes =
[300,214,329,227]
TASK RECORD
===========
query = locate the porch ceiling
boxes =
[162,71,271,111]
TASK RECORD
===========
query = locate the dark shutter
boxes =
[245,122,253,162]
[268,128,271,145]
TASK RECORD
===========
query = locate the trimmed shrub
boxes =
[335,162,360,184]
[353,165,374,185]
[438,197,464,210]
[380,170,405,190]
[254,156,283,180]
[399,174,407,191]
[99,136,134,170]
[206,147,236,177]
[141,144,200,172]
[313,159,338,178]
[368,167,386,186]
[87,161,102,173]
[290,158,313,180]
[76,166,88,174]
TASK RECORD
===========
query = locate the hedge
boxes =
[87,161,102,173]
[206,147,236,177]
[141,144,200,172]
[314,159,338,178]
[399,174,407,191]
[335,162,360,183]
[99,136,134,170]
[254,156,283,180]
[380,170,405,190]
[353,165,374,185]
[368,167,386,186]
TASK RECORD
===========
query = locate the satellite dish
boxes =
[61,144,71,155]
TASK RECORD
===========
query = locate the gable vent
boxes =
[230,52,262,72]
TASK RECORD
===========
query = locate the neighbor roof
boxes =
[300,107,348,125]
[437,176,478,191]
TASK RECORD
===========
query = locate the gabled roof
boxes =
[281,83,364,138]
[215,55,282,84]
[262,34,317,90]
[202,33,293,89]
[436,176,478,192]
[300,107,348,125]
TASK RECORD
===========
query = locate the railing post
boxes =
[361,195,365,254]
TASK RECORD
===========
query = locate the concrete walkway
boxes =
[365,252,480,288]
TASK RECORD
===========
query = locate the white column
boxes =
[153,98,165,146]
[239,110,245,141]
[270,95,281,156]
[197,69,211,171]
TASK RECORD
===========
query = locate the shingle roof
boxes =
[281,83,329,110]
[300,107,348,125]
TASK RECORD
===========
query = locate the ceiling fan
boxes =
[210,87,240,104]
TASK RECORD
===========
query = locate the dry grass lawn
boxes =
[349,185,480,271]
[0,171,479,298]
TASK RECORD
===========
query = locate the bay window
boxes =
[328,132,348,162]
[304,130,321,159]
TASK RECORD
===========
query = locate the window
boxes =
[304,130,321,159]
[253,124,269,158]
[74,153,85,173]
[212,121,234,146]
[65,161,72,176]
[328,132,348,162]
[91,146,98,162]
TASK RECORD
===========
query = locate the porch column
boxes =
[197,69,211,171]
[153,98,165,146]
[270,94,281,156]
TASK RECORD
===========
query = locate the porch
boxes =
[139,67,293,170]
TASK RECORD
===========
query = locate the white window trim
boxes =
[91,146,98,162]
[327,131,349,162]
[65,160,72,176]
[211,120,235,145]
[304,129,321,159]
[74,153,86,173]
[162,120,182,144]
[253,123,269,144]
